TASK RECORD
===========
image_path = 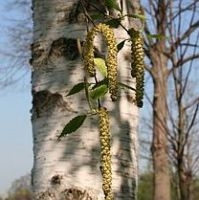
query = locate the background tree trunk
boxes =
[144,1,171,199]
[31,0,140,199]
[150,49,170,200]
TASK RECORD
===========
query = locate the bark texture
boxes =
[31,0,140,199]
[151,64,170,200]
[149,1,171,200]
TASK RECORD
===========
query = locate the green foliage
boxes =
[138,172,199,200]
[105,18,121,28]
[146,33,166,40]
[90,13,104,20]
[66,82,85,96]
[59,115,87,138]
[193,177,199,199]
[128,14,146,21]
[117,40,126,51]
[138,172,153,200]
[105,0,121,11]
[90,83,108,100]
[94,58,107,77]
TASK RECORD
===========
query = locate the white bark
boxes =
[31,0,139,199]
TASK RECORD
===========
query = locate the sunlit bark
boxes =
[31,0,140,199]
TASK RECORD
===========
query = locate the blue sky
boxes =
[0,0,33,194]
[0,87,32,194]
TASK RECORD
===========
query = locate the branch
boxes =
[185,102,199,145]
[170,21,199,53]
[180,43,199,48]
[192,154,199,176]
[184,97,199,110]
[175,53,199,67]
[171,2,197,21]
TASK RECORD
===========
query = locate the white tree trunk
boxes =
[31,0,139,199]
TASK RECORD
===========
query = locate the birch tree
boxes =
[31,0,142,199]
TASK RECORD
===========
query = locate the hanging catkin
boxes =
[83,23,118,101]
[98,107,113,200]
[129,29,144,107]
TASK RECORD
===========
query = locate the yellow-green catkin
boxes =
[83,28,97,77]
[129,29,144,107]
[83,23,118,101]
[97,24,118,102]
[98,107,113,200]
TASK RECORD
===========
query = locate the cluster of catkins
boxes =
[83,23,116,200]
[83,23,144,200]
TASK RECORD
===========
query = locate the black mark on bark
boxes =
[62,188,94,200]
[49,38,81,60]
[51,175,62,185]
[32,90,68,118]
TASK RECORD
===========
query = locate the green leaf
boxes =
[90,84,108,100]
[92,78,108,89]
[147,34,165,39]
[59,115,87,137]
[94,58,107,77]
[105,18,121,28]
[66,82,85,96]
[128,14,146,21]
[90,13,104,20]
[117,40,126,51]
[105,0,121,11]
